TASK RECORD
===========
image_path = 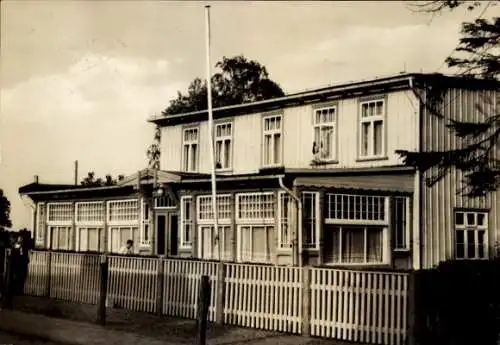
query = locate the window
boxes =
[215,122,232,170]
[77,227,104,252]
[107,200,139,223]
[36,203,46,247]
[49,226,72,250]
[180,196,193,248]
[197,194,232,259]
[109,226,140,254]
[47,203,73,222]
[392,197,410,250]
[324,193,389,264]
[140,200,151,246]
[182,127,199,172]
[155,195,176,209]
[324,225,384,264]
[236,192,275,263]
[302,192,320,250]
[278,192,292,250]
[313,107,336,161]
[75,202,104,223]
[199,225,232,261]
[454,211,488,259]
[47,203,73,250]
[359,100,385,158]
[236,193,275,221]
[262,115,282,167]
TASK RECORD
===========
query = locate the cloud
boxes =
[273,22,461,92]
[0,53,183,228]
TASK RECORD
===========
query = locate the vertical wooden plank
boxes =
[302,266,311,336]
[156,257,164,316]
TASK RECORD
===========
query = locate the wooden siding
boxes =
[420,87,499,268]
[159,90,419,174]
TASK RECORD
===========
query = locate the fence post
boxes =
[197,275,211,345]
[2,249,13,310]
[156,256,164,316]
[302,266,311,337]
[96,254,109,326]
[215,262,226,324]
[45,250,52,298]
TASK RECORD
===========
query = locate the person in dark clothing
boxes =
[10,235,29,296]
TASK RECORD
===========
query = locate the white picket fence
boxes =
[24,251,409,345]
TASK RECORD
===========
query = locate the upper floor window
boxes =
[215,122,232,171]
[182,127,199,172]
[359,100,385,159]
[313,107,336,161]
[455,210,488,259]
[262,115,282,167]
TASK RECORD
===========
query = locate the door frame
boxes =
[155,210,179,256]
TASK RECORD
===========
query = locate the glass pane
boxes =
[264,135,271,164]
[477,213,486,226]
[191,144,197,170]
[240,226,252,262]
[253,226,268,263]
[367,228,383,263]
[467,230,476,258]
[224,139,231,168]
[183,145,189,170]
[341,227,365,263]
[373,120,383,155]
[361,104,368,118]
[455,230,465,259]
[323,225,340,263]
[88,228,99,251]
[467,213,475,226]
[59,228,68,249]
[455,212,464,225]
[477,231,485,258]
[274,134,281,164]
[79,229,87,251]
[361,122,370,156]
[215,141,222,166]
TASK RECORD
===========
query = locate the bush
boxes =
[416,259,500,345]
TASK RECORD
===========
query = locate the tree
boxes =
[0,188,12,228]
[162,55,285,115]
[80,172,125,187]
[397,1,499,196]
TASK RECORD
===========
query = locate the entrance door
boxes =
[156,214,167,255]
[156,213,179,256]
[169,214,178,256]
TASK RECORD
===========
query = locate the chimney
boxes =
[74,160,78,186]
[34,175,39,184]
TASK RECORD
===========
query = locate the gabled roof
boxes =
[117,168,182,186]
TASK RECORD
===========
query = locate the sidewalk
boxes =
[0,296,352,345]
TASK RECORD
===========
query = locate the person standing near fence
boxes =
[10,235,30,296]
[119,239,135,255]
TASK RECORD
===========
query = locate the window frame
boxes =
[358,98,386,160]
[75,201,105,227]
[182,126,200,172]
[106,199,139,226]
[277,192,293,251]
[47,202,73,224]
[197,224,232,261]
[237,224,275,264]
[235,192,275,225]
[76,226,104,252]
[324,193,390,266]
[49,225,73,250]
[214,121,233,171]
[312,105,337,162]
[140,199,151,247]
[36,202,46,247]
[302,191,321,251]
[262,113,283,168]
[180,196,193,249]
[196,194,232,224]
[392,196,411,251]
[108,226,139,254]
[454,210,489,260]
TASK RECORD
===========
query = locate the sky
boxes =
[0,0,497,229]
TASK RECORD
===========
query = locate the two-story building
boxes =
[19,72,499,270]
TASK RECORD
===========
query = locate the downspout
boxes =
[278,176,302,267]
[409,77,422,270]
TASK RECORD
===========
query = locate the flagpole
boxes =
[205,5,221,261]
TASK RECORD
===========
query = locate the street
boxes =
[0,331,65,345]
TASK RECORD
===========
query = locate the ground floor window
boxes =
[198,225,232,261]
[238,225,275,264]
[49,226,72,250]
[454,210,488,259]
[77,227,104,252]
[323,225,384,264]
[109,226,139,254]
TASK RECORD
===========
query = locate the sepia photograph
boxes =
[0,1,499,344]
